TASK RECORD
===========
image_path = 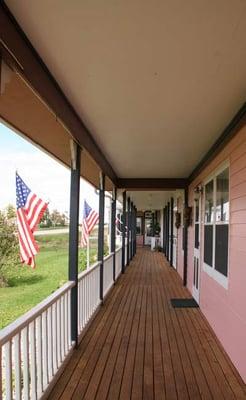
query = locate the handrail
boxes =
[78,261,100,280]
[0,248,122,399]
[103,252,114,262]
[0,280,75,346]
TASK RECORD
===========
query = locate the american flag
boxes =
[16,173,48,268]
[81,200,99,247]
[116,215,127,234]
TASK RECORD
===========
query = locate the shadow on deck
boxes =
[48,248,246,400]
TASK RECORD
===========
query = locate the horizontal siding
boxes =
[230,181,246,199]
[230,141,246,161]
[230,235,246,253]
[230,223,246,237]
[230,166,246,187]
[188,124,246,383]
[231,195,246,211]
[231,210,246,224]
[230,152,246,175]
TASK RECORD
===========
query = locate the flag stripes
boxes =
[16,173,48,268]
[81,200,99,247]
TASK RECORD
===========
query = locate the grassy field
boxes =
[0,233,99,330]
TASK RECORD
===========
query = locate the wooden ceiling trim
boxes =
[117,178,187,190]
[0,2,117,184]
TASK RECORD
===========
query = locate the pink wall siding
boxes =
[187,126,246,382]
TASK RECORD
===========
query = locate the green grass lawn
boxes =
[0,233,98,330]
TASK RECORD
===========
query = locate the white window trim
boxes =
[203,161,229,289]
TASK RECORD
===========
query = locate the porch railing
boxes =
[125,243,128,266]
[115,247,122,279]
[0,247,123,400]
[103,253,114,297]
[78,261,100,335]
[0,281,74,400]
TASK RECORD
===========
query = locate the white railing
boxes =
[115,247,122,279]
[0,281,75,400]
[103,253,114,297]
[0,248,124,400]
[77,262,101,335]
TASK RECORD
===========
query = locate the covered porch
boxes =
[1,1,246,399]
[48,248,245,400]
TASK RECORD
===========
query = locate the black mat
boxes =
[170,298,199,308]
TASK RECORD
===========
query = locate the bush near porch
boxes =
[0,232,108,330]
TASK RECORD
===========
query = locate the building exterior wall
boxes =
[187,125,246,382]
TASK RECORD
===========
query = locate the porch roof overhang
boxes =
[0,1,246,189]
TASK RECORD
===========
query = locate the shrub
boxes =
[0,206,20,286]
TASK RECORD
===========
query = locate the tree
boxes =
[0,207,19,286]
[6,204,16,219]
[40,208,52,228]
[50,209,66,227]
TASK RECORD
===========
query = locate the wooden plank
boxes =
[106,269,142,400]
[131,280,147,400]
[116,266,144,399]
[158,265,190,399]
[49,283,124,399]
[151,258,166,400]
[117,178,188,189]
[191,309,246,400]
[59,280,132,399]
[47,248,246,400]
[82,277,139,399]
[162,256,216,400]
[143,265,154,400]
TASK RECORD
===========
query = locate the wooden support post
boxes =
[68,141,81,346]
[167,202,170,261]
[183,187,188,286]
[135,206,138,255]
[98,172,105,301]
[121,191,126,273]
[132,204,135,257]
[163,207,166,256]
[127,197,130,265]
[162,208,165,254]
[111,187,117,282]
[170,197,174,266]
[129,201,132,260]
[165,206,168,256]
[131,202,134,259]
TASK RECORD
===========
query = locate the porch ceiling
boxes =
[4,0,246,179]
[127,191,179,210]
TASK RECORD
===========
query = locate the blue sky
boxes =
[0,122,99,214]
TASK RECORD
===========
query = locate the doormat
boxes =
[170,298,199,308]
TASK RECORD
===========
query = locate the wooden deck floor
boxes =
[49,248,246,400]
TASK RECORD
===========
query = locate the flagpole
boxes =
[87,236,90,269]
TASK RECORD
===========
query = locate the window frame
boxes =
[203,161,230,289]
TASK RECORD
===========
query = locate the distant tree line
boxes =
[0,205,69,286]
[40,208,68,228]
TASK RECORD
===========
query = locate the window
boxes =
[194,199,200,249]
[203,165,229,288]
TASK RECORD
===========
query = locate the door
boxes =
[144,213,152,246]
[193,195,201,303]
